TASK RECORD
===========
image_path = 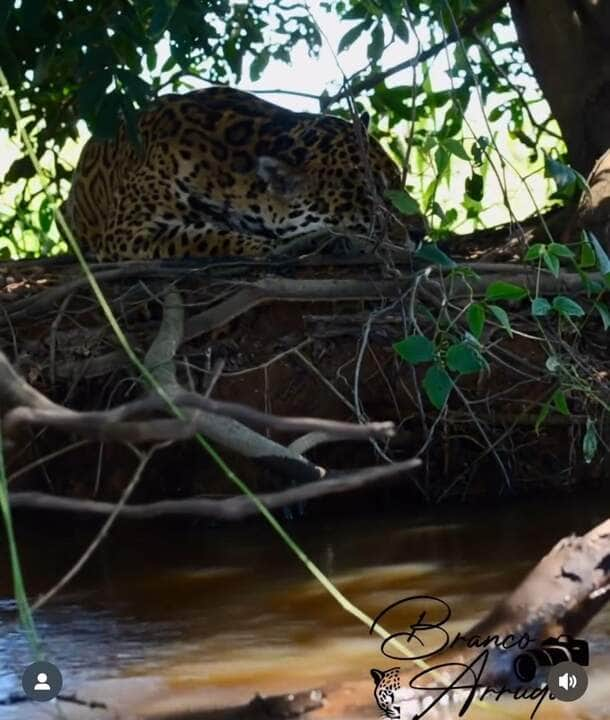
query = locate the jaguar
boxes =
[371,667,460,718]
[65,86,422,261]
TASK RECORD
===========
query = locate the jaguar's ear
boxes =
[359,111,370,130]
[370,668,385,685]
[257,156,303,195]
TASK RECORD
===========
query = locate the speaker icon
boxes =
[548,662,588,701]
[558,672,578,691]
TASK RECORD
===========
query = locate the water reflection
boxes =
[0,495,609,719]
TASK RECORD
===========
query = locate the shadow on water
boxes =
[0,490,610,718]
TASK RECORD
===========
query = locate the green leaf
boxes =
[120,93,143,153]
[583,417,598,464]
[368,22,384,62]
[463,331,481,348]
[531,297,551,317]
[393,335,435,364]
[488,304,513,337]
[594,301,610,330]
[116,69,151,107]
[552,295,585,317]
[3,156,36,184]
[442,138,470,161]
[38,199,54,233]
[467,303,485,339]
[465,172,483,201]
[161,54,177,73]
[535,401,550,433]
[579,235,597,268]
[485,281,528,302]
[385,189,420,215]
[446,342,486,374]
[524,243,544,261]
[439,207,458,229]
[150,0,178,37]
[91,90,122,139]
[587,231,610,277]
[338,20,369,53]
[374,84,410,117]
[250,48,271,81]
[552,389,569,416]
[488,106,504,122]
[543,251,560,277]
[434,145,450,178]
[545,156,577,190]
[146,48,157,73]
[471,136,489,165]
[391,17,409,43]
[548,242,575,259]
[422,364,453,409]
[414,243,456,268]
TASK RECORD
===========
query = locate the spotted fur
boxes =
[65,86,421,260]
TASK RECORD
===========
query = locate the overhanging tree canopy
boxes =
[0,0,595,257]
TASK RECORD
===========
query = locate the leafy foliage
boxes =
[0,0,568,257]
[392,229,610,464]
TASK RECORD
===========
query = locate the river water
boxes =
[1,495,609,719]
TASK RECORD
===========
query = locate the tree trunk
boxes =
[509,0,610,175]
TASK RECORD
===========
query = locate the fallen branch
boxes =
[0,692,107,710]
[474,517,610,676]
[2,289,421,509]
[3,391,396,443]
[182,270,593,340]
[141,688,324,720]
[9,458,420,520]
[1,351,396,486]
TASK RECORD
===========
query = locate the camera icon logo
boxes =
[513,634,589,683]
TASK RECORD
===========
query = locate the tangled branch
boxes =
[2,287,422,518]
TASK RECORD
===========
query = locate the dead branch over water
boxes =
[1,283,421,518]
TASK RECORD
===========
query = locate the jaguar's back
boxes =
[66,86,418,260]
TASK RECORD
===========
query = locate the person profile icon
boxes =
[34,672,51,691]
[22,660,63,701]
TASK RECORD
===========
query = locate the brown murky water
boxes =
[1,494,610,719]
